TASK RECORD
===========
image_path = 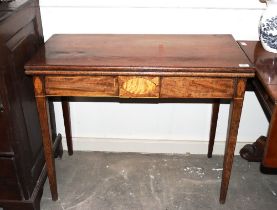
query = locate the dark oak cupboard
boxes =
[0,0,62,209]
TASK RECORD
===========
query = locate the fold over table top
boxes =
[25,34,254,77]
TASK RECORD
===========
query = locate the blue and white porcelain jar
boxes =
[259,0,277,53]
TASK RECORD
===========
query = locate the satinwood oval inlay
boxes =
[122,77,157,95]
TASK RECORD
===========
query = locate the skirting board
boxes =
[61,137,252,155]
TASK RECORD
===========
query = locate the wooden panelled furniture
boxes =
[209,41,277,168]
[0,0,63,210]
[240,41,277,168]
[25,34,255,204]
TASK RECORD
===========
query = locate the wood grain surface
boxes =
[45,76,118,97]
[119,76,159,98]
[25,34,254,77]
[160,77,234,98]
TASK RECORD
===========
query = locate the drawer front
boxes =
[119,76,160,98]
[0,157,21,200]
[160,77,234,98]
[45,76,118,97]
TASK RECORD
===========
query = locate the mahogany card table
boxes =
[25,34,254,203]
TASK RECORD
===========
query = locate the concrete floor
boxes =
[41,152,277,210]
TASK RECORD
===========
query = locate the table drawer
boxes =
[160,77,234,98]
[45,76,118,97]
[119,76,160,98]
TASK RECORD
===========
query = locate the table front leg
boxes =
[220,79,246,204]
[33,76,58,201]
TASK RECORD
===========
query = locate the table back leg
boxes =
[62,97,73,155]
[208,100,220,158]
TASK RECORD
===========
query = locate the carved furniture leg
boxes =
[33,76,58,201]
[263,105,277,167]
[62,97,73,155]
[208,100,220,158]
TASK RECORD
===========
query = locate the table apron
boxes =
[44,75,238,99]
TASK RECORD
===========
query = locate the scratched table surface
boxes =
[25,34,253,74]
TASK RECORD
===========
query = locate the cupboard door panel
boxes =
[0,73,13,154]
[0,157,21,200]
